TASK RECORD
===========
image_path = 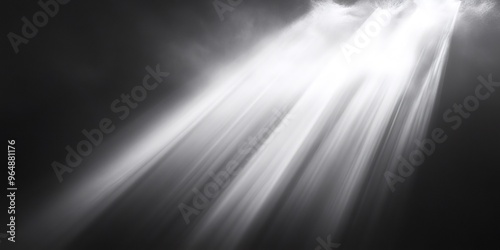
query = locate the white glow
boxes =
[26,1,462,249]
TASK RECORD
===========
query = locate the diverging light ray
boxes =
[24,1,462,249]
[187,1,461,249]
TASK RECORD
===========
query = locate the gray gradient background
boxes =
[2,0,500,249]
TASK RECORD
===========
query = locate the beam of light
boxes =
[186,2,462,249]
[24,1,462,249]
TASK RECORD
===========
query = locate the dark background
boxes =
[2,0,500,249]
